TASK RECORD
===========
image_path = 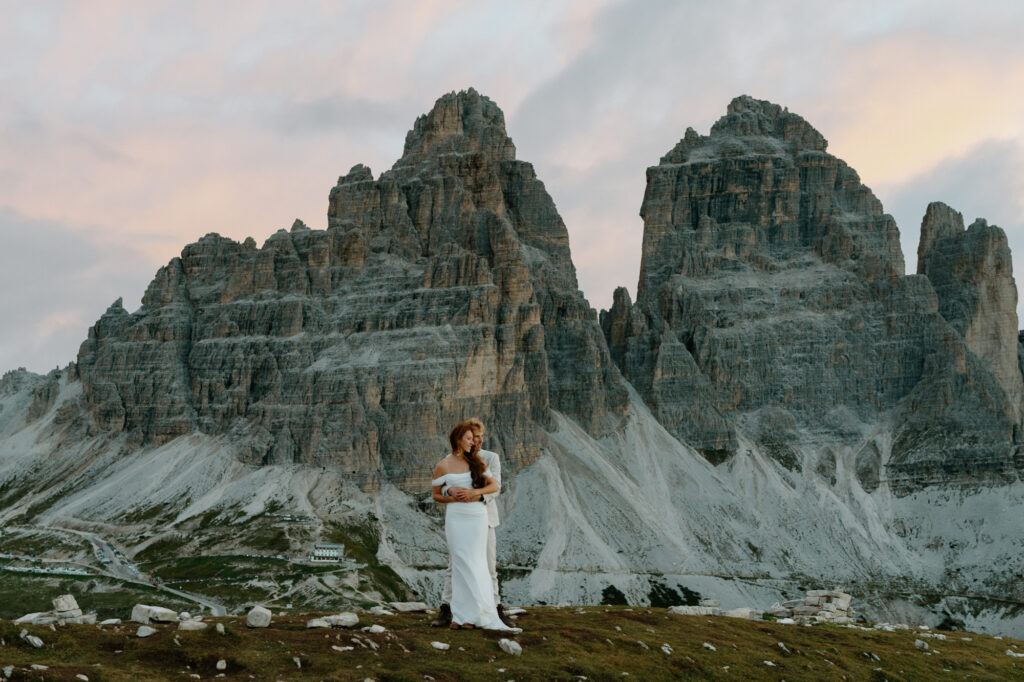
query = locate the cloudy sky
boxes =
[2,0,1023,374]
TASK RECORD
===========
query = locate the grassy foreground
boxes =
[2,606,1023,681]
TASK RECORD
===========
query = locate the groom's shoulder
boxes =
[480,448,500,462]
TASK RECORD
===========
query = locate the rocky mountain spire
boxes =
[917,201,1023,411]
[606,96,1019,486]
[75,89,628,488]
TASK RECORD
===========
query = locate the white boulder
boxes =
[499,638,522,656]
[306,618,331,629]
[389,601,429,612]
[178,621,208,631]
[136,626,157,638]
[247,606,272,628]
[53,594,79,612]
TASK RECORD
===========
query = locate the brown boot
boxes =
[431,603,452,627]
[496,603,514,627]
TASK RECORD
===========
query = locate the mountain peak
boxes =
[397,88,516,168]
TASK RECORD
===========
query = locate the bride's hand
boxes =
[449,486,469,502]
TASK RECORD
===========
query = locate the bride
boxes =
[432,421,521,632]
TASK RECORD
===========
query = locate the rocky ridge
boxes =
[73,88,627,490]
[602,95,1023,493]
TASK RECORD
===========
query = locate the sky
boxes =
[2,0,1023,374]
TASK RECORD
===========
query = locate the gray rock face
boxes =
[74,89,627,489]
[603,95,1021,491]
[917,201,1023,411]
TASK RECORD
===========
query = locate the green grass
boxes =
[2,607,1023,681]
[0,573,194,621]
[0,529,87,557]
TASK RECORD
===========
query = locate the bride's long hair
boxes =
[449,421,486,489]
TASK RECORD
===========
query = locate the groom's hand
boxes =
[449,486,469,501]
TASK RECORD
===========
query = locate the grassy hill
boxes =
[3,606,1023,680]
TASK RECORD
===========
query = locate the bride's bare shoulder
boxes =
[433,455,454,479]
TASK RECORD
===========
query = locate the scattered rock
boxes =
[2,666,12,679]
[431,642,450,651]
[14,613,47,625]
[30,664,48,671]
[499,639,522,656]
[703,642,717,651]
[53,594,79,612]
[722,608,758,620]
[661,643,673,655]
[216,659,227,670]
[389,601,429,612]
[99,618,121,626]
[915,640,929,650]
[247,606,272,628]
[216,623,225,634]
[368,624,386,634]
[131,604,177,624]
[368,606,394,616]
[76,675,89,682]
[324,612,359,628]
[178,612,191,621]
[178,621,208,631]
[1007,650,1024,659]
[668,605,721,616]
[763,661,776,667]
[136,626,157,638]
[332,645,355,652]
[307,619,331,629]
[19,629,43,648]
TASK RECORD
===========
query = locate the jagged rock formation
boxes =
[602,96,1022,491]
[74,89,627,489]
[917,201,1024,412]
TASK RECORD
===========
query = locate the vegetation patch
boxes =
[2,607,1023,681]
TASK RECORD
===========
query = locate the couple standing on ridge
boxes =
[430,418,519,632]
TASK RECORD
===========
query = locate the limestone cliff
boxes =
[603,96,1022,491]
[75,89,628,490]
[917,201,1024,413]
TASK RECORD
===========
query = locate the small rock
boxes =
[431,641,450,651]
[661,643,673,655]
[307,618,331,629]
[137,626,157,638]
[178,621,208,631]
[247,606,272,628]
[368,605,394,616]
[777,618,796,625]
[30,664,48,671]
[777,642,790,654]
[293,657,302,668]
[2,666,13,679]
[368,624,386,634]
[76,675,89,682]
[1007,649,1024,659]
[216,623,225,634]
[499,639,522,656]
[20,629,44,649]
[915,639,928,650]
[178,612,191,621]
[332,645,355,652]
[763,660,776,667]
[637,640,649,650]
[389,601,429,612]
[325,612,360,628]
[99,618,121,626]
[216,659,227,670]
[703,642,717,651]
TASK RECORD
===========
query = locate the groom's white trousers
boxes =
[443,526,499,605]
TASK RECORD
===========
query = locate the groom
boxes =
[432,417,512,627]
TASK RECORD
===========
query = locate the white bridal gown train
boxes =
[432,470,520,632]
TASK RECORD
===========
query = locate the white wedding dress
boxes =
[432,470,520,631]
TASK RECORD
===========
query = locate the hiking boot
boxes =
[431,603,452,627]
[497,603,514,627]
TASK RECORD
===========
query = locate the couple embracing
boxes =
[431,418,520,632]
